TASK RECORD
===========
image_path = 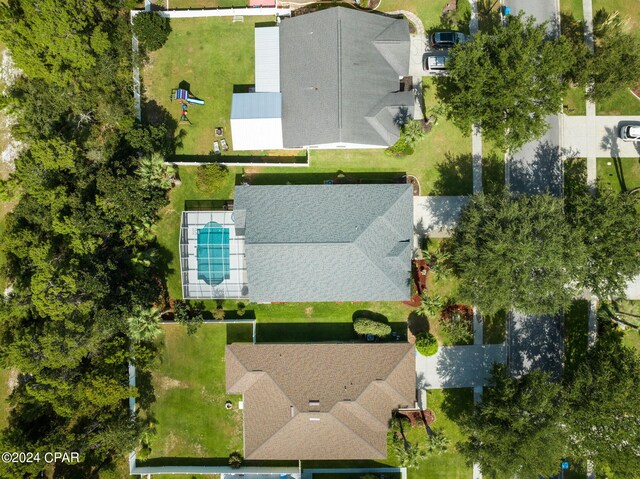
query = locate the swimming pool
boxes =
[197,221,230,285]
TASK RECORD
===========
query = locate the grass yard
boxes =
[560,0,584,21]
[399,389,473,479]
[0,368,13,429]
[596,157,640,193]
[591,0,640,115]
[381,0,471,34]
[563,87,587,116]
[623,329,640,352]
[140,324,248,465]
[142,16,260,155]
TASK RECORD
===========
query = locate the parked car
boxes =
[619,124,640,142]
[429,31,466,49]
[423,55,448,71]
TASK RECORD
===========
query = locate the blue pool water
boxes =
[197,221,230,285]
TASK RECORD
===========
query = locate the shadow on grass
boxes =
[226,322,254,344]
[352,310,389,323]
[482,309,506,344]
[482,151,505,195]
[440,388,474,425]
[256,322,407,343]
[432,153,473,195]
[564,157,588,198]
[171,155,309,165]
[237,171,408,186]
[407,311,429,337]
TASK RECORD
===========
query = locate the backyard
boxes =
[139,324,249,466]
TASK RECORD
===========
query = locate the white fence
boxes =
[131,7,291,18]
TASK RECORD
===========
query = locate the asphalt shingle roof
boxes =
[226,342,416,460]
[279,7,413,147]
[233,183,413,302]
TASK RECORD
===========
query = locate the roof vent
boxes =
[309,400,320,408]
[309,417,320,422]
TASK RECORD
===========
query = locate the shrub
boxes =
[213,307,226,321]
[386,136,415,157]
[441,305,473,345]
[174,299,204,335]
[195,162,228,193]
[132,12,171,52]
[353,317,392,337]
[415,292,444,318]
[415,332,438,356]
[236,302,246,317]
[228,451,243,469]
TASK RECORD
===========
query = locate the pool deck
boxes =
[180,211,249,299]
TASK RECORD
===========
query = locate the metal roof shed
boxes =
[255,27,280,93]
[230,92,284,150]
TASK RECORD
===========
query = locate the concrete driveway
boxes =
[507,115,563,196]
[506,0,560,34]
[508,312,564,379]
[562,115,640,158]
[416,344,506,389]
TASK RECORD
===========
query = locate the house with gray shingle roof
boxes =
[226,342,416,460]
[233,183,413,302]
[231,7,414,151]
[179,183,413,302]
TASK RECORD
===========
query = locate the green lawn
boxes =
[399,389,473,479]
[623,329,640,353]
[596,157,640,193]
[563,87,587,116]
[483,310,506,344]
[140,324,247,465]
[560,0,584,21]
[142,16,260,155]
[591,0,640,115]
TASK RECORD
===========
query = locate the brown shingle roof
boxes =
[226,343,415,460]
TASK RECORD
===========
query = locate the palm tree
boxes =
[415,292,444,318]
[137,152,172,189]
[426,428,450,454]
[401,119,426,147]
[393,440,427,468]
[128,306,162,343]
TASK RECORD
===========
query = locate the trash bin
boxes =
[503,6,511,15]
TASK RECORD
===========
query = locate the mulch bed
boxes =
[442,303,473,321]
[397,409,436,427]
[403,294,421,308]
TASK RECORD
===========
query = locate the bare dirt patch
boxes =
[154,373,189,391]
[304,306,314,318]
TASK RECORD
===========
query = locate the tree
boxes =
[458,364,568,479]
[353,317,392,337]
[137,152,173,189]
[401,119,426,146]
[586,9,640,101]
[425,428,449,455]
[440,306,473,345]
[566,184,640,299]
[174,300,204,334]
[128,307,163,343]
[436,13,574,151]
[415,332,438,357]
[564,319,640,477]
[450,192,585,315]
[213,306,226,321]
[415,292,444,318]
[132,12,172,52]
[393,439,427,468]
[195,163,229,193]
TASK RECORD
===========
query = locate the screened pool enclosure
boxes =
[179,211,248,299]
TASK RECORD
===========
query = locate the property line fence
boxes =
[131,6,291,19]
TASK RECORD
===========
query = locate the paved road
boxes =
[562,115,640,158]
[508,311,564,379]
[416,344,506,389]
[507,115,563,196]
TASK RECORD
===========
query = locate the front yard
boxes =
[597,157,640,194]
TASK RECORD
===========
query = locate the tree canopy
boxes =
[0,0,175,476]
[450,192,585,315]
[132,11,172,52]
[436,13,574,151]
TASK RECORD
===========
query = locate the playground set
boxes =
[171,88,205,124]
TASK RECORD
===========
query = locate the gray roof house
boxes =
[231,7,414,150]
[226,342,416,460]
[233,183,413,302]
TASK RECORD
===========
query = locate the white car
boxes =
[619,125,640,142]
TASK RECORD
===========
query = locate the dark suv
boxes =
[430,31,467,49]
